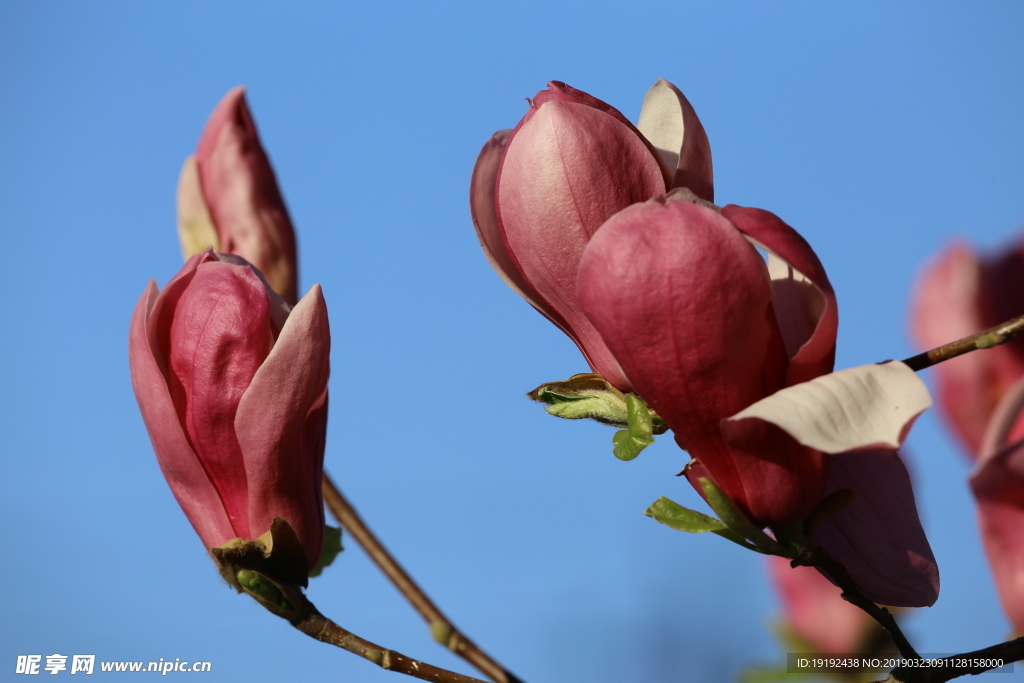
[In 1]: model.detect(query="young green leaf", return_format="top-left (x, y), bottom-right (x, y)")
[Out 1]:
top-left (644, 496), bottom-right (758, 551)
top-left (528, 373), bottom-right (629, 426)
top-left (308, 525), bottom-right (343, 578)
top-left (612, 393), bottom-right (657, 460)
top-left (644, 496), bottom-right (726, 533)
top-left (698, 478), bottom-right (789, 556)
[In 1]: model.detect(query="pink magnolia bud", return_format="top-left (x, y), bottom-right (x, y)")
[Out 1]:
top-left (178, 87), bottom-right (299, 305)
top-left (768, 555), bottom-right (876, 654)
top-left (578, 194), bottom-right (837, 525)
top-left (471, 80), bottom-right (712, 391)
top-left (129, 249), bottom-right (329, 567)
top-left (576, 195), bottom-right (939, 604)
top-left (970, 375), bottom-right (1024, 633)
top-left (910, 238), bottom-right (1024, 458)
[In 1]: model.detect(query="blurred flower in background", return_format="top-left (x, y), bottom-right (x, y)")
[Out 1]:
top-left (971, 374), bottom-right (1024, 634)
top-left (911, 236), bottom-right (1024, 458)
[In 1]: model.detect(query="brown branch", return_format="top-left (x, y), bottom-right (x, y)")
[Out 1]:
top-left (902, 313), bottom-right (1024, 371)
top-left (886, 637), bottom-right (1024, 683)
top-left (250, 579), bottom-right (489, 683)
top-left (322, 473), bottom-right (523, 683)
top-left (795, 548), bottom-right (919, 661)
top-left (797, 549), bottom-right (1024, 682)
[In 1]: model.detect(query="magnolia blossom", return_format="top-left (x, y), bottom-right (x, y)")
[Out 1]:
top-left (971, 375), bottom-right (1024, 633)
top-left (472, 80), bottom-right (937, 606)
top-left (129, 249), bottom-right (329, 567)
top-left (177, 87), bottom-right (299, 305)
top-left (579, 200), bottom-right (938, 604)
top-left (579, 196), bottom-right (838, 525)
top-left (471, 79), bottom-right (711, 390)
top-left (910, 238), bottom-right (1024, 457)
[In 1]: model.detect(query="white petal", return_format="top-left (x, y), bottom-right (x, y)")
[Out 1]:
top-left (725, 361), bottom-right (932, 454)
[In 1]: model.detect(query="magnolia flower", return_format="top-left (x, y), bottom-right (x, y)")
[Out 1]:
top-left (971, 374), bottom-right (1024, 633)
top-left (129, 248), bottom-right (329, 567)
top-left (910, 238), bottom-right (1024, 457)
top-left (472, 80), bottom-right (937, 606)
top-left (177, 87), bottom-right (299, 305)
top-left (579, 195), bottom-right (838, 525)
top-left (471, 79), bottom-right (711, 390)
top-left (577, 193), bottom-right (937, 605)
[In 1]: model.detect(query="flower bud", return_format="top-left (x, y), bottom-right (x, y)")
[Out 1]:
top-left (471, 79), bottom-right (713, 390)
top-left (129, 249), bottom-right (329, 567)
top-left (577, 195), bottom-right (836, 525)
top-left (177, 88), bottom-right (299, 305)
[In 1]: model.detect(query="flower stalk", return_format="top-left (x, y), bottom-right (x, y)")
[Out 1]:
top-left (902, 313), bottom-right (1024, 372)
top-left (321, 474), bottom-right (523, 683)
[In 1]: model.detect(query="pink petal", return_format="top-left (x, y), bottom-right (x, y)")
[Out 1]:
top-left (166, 261), bottom-right (275, 539)
top-left (470, 129), bottom-right (572, 333)
top-left (971, 438), bottom-right (1024, 633)
top-left (637, 78), bottom-right (714, 202)
top-left (768, 555), bottom-right (874, 654)
top-left (578, 196), bottom-right (793, 523)
top-left (979, 374), bottom-right (1024, 460)
top-left (911, 243), bottom-right (983, 352)
top-left (236, 284), bottom-right (330, 566)
top-left (195, 87), bottom-right (299, 305)
top-left (129, 279), bottom-right (235, 551)
top-left (725, 361), bottom-right (932, 455)
top-left (716, 417), bottom-right (827, 524)
top-left (971, 375), bottom-right (1024, 632)
top-left (532, 81), bottom-right (673, 185)
top-left (910, 242), bottom-right (1024, 458)
top-left (145, 250), bottom-right (218, 374)
top-left (496, 99), bottom-right (667, 390)
top-left (215, 251), bottom-right (292, 338)
top-left (722, 205), bottom-right (837, 386)
top-left (813, 451), bottom-right (939, 607)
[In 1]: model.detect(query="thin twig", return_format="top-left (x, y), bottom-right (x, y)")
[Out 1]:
top-left (887, 637), bottom-right (1024, 683)
top-left (902, 313), bottom-right (1024, 371)
top-left (322, 473), bottom-right (523, 683)
top-left (268, 582), bottom-right (487, 683)
top-left (799, 549), bottom-right (1024, 682)
top-left (796, 548), bottom-right (919, 661)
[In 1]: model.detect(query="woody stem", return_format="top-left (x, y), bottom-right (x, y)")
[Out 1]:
top-left (902, 313), bottom-right (1024, 371)
top-left (321, 473), bottom-right (523, 683)
top-left (796, 548), bottom-right (919, 661)
top-left (800, 549), bottom-right (1024, 681)
top-left (272, 583), bottom-right (488, 683)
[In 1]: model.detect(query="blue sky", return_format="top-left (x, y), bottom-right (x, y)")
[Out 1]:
top-left (2, 2), bottom-right (1023, 681)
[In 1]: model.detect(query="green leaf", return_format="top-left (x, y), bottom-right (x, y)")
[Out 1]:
top-left (612, 394), bottom-right (657, 461)
top-left (697, 478), bottom-right (788, 556)
top-left (546, 395), bottom-right (627, 423)
top-left (308, 526), bottom-right (343, 578)
top-left (237, 569), bottom-right (292, 610)
top-left (644, 496), bottom-right (761, 551)
top-left (528, 373), bottom-right (629, 427)
top-left (612, 429), bottom-right (652, 460)
top-left (644, 496), bottom-right (726, 533)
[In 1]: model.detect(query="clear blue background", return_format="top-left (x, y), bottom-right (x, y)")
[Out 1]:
top-left (2, 2), bottom-right (1022, 681)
